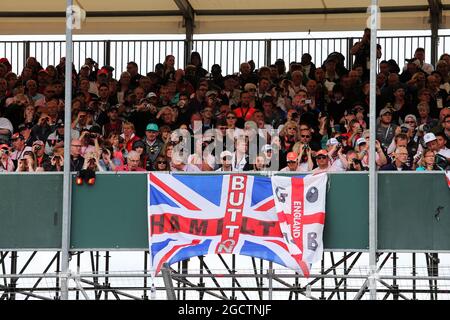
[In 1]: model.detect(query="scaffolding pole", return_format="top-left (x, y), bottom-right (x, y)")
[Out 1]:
top-left (61, 0), bottom-right (73, 301)
top-left (369, 0), bottom-right (379, 301)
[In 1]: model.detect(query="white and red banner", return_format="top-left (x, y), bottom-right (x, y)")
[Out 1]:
top-left (271, 173), bottom-right (327, 271)
top-left (148, 173), bottom-right (328, 275)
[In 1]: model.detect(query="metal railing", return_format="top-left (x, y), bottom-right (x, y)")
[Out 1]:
top-left (1, 35), bottom-right (448, 77)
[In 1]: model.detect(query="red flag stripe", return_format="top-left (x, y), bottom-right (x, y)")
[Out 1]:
top-left (254, 199), bottom-right (275, 211)
top-left (150, 173), bottom-right (201, 211)
top-left (303, 212), bottom-right (325, 225)
top-left (156, 239), bottom-right (201, 273)
top-left (150, 213), bottom-right (283, 238)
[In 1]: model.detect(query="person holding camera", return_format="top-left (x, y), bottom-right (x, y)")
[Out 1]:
top-left (326, 138), bottom-right (348, 172)
top-left (346, 149), bottom-right (367, 171)
top-left (82, 151), bottom-right (103, 172)
top-left (71, 109), bottom-right (92, 139)
top-left (32, 140), bottom-right (51, 171)
top-left (16, 151), bottom-right (36, 172)
top-left (9, 132), bottom-right (32, 167)
top-left (350, 28), bottom-right (382, 81)
top-left (0, 144), bottom-right (15, 172)
top-left (49, 149), bottom-right (64, 172)
top-left (45, 119), bottom-right (65, 155)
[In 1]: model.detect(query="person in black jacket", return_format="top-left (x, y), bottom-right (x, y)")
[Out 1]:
top-left (70, 138), bottom-right (84, 171)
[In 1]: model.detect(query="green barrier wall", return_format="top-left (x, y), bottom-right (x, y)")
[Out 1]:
top-left (378, 173), bottom-right (450, 250)
top-left (0, 174), bottom-right (62, 249)
top-left (1, 173), bottom-right (449, 251)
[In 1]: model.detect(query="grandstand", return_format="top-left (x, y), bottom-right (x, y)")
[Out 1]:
top-left (0, 0), bottom-right (450, 301)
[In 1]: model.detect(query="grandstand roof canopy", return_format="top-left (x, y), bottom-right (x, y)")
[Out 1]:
top-left (0, 0), bottom-right (449, 35)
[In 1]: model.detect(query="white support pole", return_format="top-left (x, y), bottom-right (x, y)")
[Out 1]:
top-left (369, 0), bottom-right (379, 300)
top-left (61, 0), bottom-right (74, 300)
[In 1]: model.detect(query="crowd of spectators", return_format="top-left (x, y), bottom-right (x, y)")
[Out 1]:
top-left (0, 29), bottom-right (449, 173)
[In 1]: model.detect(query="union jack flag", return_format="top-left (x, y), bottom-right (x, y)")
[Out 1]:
top-left (148, 173), bottom-right (327, 276)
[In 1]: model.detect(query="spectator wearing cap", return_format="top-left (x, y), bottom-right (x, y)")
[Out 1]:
top-left (18, 123), bottom-right (35, 147)
top-left (0, 144), bottom-right (15, 172)
top-left (0, 116), bottom-right (13, 144)
top-left (142, 123), bottom-right (163, 166)
top-left (312, 149), bottom-right (332, 173)
top-left (45, 120), bottom-right (65, 155)
top-left (376, 107), bottom-right (397, 149)
top-left (88, 67), bottom-right (109, 96)
top-left (400, 58), bottom-right (421, 83)
top-left (326, 138), bottom-right (348, 171)
top-left (280, 151), bottom-right (301, 172)
top-left (9, 132), bottom-right (32, 166)
top-left (259, 144), bottom-right (275, 169)
top-left (380, 146), bottom-right (411, 171)
top-left (78, 64), bottom-right (91, 81)
top-left (215, 150), bottom-right (233, 172)
top-left (356, 135), bottom-right (387, 168)
top-left (32, 140), bottom-right (51, 171)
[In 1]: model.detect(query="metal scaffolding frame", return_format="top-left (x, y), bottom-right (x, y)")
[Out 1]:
top-left (0, 250), bottom-right (448, 300)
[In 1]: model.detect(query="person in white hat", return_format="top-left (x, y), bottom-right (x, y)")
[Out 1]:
top-left (326, 137), bottom-right (347, 171)
top-left (216, 150), bottom-right (233, 172)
